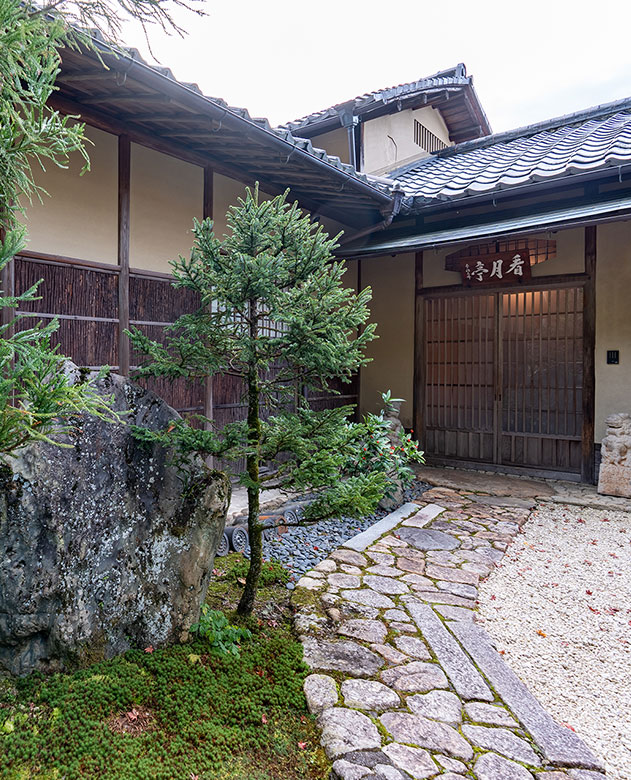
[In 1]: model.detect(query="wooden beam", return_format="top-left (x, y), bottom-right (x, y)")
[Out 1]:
top-left (412, 251), bottom-right (425, 446)
top-left (0, 225), bottom-right (14, 331)
top-left (582, 225), bottom-right (597, 483)
top-left (118, 134), bottom-right (131, 376)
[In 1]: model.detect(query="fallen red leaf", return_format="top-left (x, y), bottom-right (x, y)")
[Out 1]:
top-left (586, 590), bottom-right (593, 595)
top-left (562, 723), bottom-right (576, 732)
top-left (536, 629), bottom-right (547, 637)
top-left (144, 646), bottom-right (154, 654)
top-left (588, 605), bottom-right (601, 614)
top-left (261, 713), bottom-right (268, 724)
top-left (298, 741), bottom-right (307, 750)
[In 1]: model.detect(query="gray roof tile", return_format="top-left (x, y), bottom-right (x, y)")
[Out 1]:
top-left (394, 99), bottom-right (631, 208)
top-left (278, 64), bottom-right (475, 133)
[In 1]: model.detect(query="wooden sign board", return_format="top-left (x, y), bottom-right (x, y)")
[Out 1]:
top-left (460, 249), bottom-right (531, 287)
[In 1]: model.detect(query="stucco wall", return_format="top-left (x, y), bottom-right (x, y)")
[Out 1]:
top-left (359, 253), bottom-right (415, 427)
top-left (21, 125), bottom-right (118, 264)
top-left (129, 144), bottom-right (203, 273)
top-left (595, 220), bottom-right (631, 441)
top-left (362, 106), bottom-right (451, 176)
top-left (311, 128), bottom-right (349, 164)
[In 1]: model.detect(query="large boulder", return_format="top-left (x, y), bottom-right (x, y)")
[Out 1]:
top-left (0, 368), bottom-right (230, 676)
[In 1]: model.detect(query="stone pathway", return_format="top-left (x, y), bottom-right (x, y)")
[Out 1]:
top-left (291, 485), bottom-right (606, 780)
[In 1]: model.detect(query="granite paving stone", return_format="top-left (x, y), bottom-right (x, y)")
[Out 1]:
top-left (383, 609), bottom-right (411, 622)
top-left (392, 635), bottom-right (430, 659)
top-left (303, 673), bottom-right (339, 714)
top-left (363, 575), bottom-right (410, 595)
top-left (389, 621), bottom-right (418, 634)
top-left (365, 564), bottom-right (402, 577)
top-left (329, 573), bottom-right (362, 589)
top-left (370, 643), bottom-right (409, 665)
top-left (380, 661), bottom-right (448, 691)
top-left (380, 712), bottom-right (474, 760)
top-left (404, 600), bottom-right (493, 701)
top-left (473, 751), bottom-right (535, 779)
top-left (338, 619), bottom-right (388, 644)
top-left (319, 707), bottom-right (381, 758)
top-left (381, 743), bottom-right (438, 779)
top-left (436, 580), bottom-right (478, 599)
top-left (425, 563), bottom-right (479, 585)
top-left (332, 549), bottom-right (368, 567)
top-left (395, 557), bottom-right (427, 575)
top-left (435, 604), bottom-right (475, 621)
top-left (397, 527), bottom-right (460, 551)
top-left (407, 690), bottom-right (462, 724)
top-left (341, 679), bottom-right (401, 711)
top-left (464, 702), bottom-right (519, 728)
top-left (331, 758), bottom-right (372, 779)
top-left (436, 755), bottom-right (469, 773)
top-left (462, 724), bottom-right (541, 766)
top-left (301, 638), bottom-right (383, 677)
top-left (411, 591), bottom-right (477, 608)
top-left (341, 589), bottom-right (396, 609)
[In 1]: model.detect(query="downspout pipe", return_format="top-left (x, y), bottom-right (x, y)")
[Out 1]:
top-left (340, 184), bottom-right (405, 245)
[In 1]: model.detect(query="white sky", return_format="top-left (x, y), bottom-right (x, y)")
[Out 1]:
top-left (123, 0), bottom-right (631, 134)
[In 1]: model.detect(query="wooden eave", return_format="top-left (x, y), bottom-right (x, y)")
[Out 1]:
top-left (52, 47), bottom-right (393, 228)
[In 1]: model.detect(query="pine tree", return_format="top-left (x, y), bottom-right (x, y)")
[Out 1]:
top-left (128, 186), bottom-right (394, 615)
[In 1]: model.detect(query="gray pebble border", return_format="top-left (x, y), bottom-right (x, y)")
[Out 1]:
top-left (291, 484), bottom-right (606, 780)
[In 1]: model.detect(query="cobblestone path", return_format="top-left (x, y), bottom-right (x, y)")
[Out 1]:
top-left (291, 486), bottom-right (606, 780)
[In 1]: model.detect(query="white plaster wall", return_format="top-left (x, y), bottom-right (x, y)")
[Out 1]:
top-left (21, 125), bottom-right (118, 264)
top-left (359, 253), bottom-right (415, 427)
top-left (362, 106), bottom-right (451, 176)
top-left (129, 144), bottom-right (203, 273)
top-left (595, 220), bottom-right (631, 441)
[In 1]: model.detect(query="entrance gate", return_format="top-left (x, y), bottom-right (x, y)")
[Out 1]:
top-left (423, 286), bottom-right (584, 476)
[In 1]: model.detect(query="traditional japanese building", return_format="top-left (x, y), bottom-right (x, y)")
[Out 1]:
top-left (14, 38), bottom-right (631, 483)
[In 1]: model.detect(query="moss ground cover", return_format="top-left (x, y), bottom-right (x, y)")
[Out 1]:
top-left (0, 554), bottom-right (329, 780)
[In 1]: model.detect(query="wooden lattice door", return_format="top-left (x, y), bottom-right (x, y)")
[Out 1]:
top-left (423, 286), bottom-right (584, 476)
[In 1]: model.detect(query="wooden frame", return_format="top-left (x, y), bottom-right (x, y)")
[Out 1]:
top-left (582, 225), bottom-right (597, 483)
top-left (412, 251), bottom-right (424, 443)
top-left (117, 134), bottom-right (131, 376)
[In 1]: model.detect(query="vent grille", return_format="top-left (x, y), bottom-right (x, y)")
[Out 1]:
top-left (414, 120), bottom-right (448, 153)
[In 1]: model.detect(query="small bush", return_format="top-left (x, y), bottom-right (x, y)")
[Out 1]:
top-left (190, 606), bottom-right (252, 657)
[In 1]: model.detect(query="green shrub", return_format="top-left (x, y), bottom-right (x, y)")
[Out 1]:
top-left (190, 606), bottom-right (252, 657)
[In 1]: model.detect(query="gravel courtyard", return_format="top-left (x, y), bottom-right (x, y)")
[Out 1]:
top-left (477, 502), bottom-right (631, 779)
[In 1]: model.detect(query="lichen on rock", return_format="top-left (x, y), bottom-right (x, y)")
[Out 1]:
top-left (0, 368), bottom-right (230, 676)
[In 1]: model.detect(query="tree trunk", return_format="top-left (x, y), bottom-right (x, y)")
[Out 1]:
top-left (237, 304), bottom-right (261, 616)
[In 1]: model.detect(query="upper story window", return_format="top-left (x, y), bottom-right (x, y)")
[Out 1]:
top-left (413, 120), bottom-right (448, 153)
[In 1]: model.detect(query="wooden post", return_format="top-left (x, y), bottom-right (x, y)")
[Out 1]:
top-left (203, 167), bottom-right (215, 465)
top-left (0, 225), bottom-right (14, 331)
top-left (117, 135), bottom-right (131, 376)
top-left (355, 257), bottom-right (363, 422)
top-left (412, 251), bottom-right (425, 443)
top-left (582, 225), bottom-right (597, 484)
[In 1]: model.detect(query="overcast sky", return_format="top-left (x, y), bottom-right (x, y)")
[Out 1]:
top-left (123, 0), bottom-right (631, 134)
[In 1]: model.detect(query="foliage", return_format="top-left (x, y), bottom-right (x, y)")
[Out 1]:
top-left (228, 558), bottom-right (290, 587)
top-left (0, 0), bottom-right (199, 455)
top-left (0, 232), bottom-right (119, 455)
top-left (128, 186), bottom-right (384, 615)
top-left (0, 625), bottom-right (328, 780)
top-left (190, 606), bottom-right (252, 657)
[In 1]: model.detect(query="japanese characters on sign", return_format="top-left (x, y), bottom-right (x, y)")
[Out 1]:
top-left (459, 250), bottom-right (531, 286)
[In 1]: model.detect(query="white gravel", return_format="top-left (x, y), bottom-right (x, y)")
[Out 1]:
top-left (477, 502), bottom-right (631, 779)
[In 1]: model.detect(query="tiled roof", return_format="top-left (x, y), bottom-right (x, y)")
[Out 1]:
top-left (393, 98), bottom-right (631, 208)
top-left (72, 33), bottom-right (395, 201)
top-left (278, 64), bottom-right (484, 135)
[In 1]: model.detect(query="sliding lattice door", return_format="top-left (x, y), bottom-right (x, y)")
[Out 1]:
top-left (423, 286), bottom-right (584, 475)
